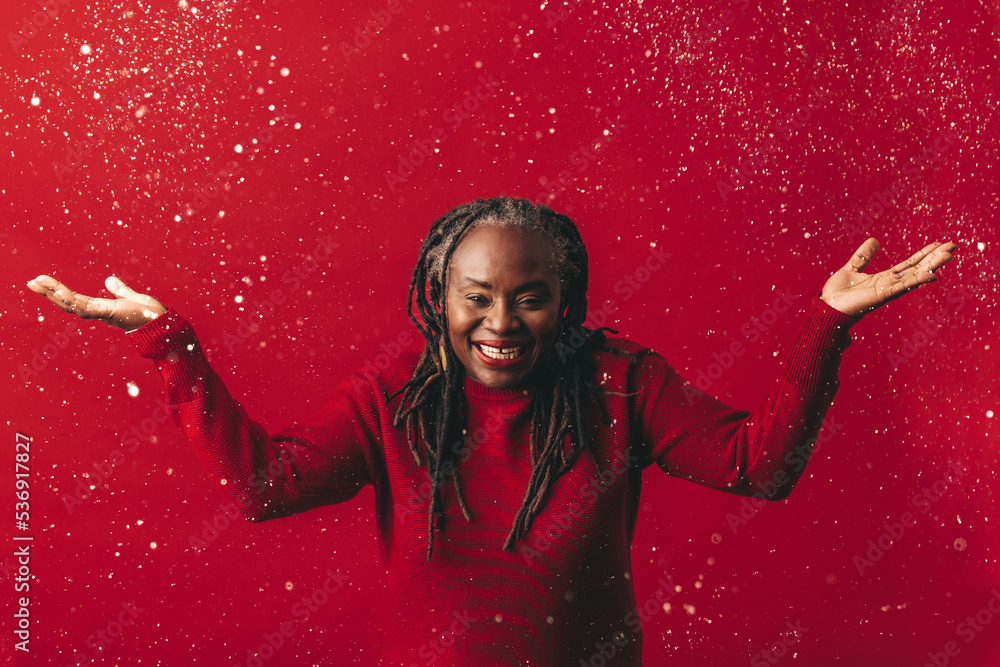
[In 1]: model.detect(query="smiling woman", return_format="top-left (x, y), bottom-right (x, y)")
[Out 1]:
top-left (445, 225), bottom-right (562, 388)
top-left (25, 195), bottom-right (956, 666)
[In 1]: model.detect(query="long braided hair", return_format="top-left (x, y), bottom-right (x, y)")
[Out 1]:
top-left (385, 197), bottom-right (636, 560)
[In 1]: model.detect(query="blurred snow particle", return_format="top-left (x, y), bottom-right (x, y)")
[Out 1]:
top-left (127, 382), bottom-right (140, 397)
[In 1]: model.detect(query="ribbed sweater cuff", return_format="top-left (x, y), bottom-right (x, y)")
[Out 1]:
top-left (124, 308), bottom-right (216, 403)
top-left (782, 297), bottom-right (861, 393)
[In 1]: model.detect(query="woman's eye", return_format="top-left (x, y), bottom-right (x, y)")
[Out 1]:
top-left (466, 295), bottom-right (488, 305)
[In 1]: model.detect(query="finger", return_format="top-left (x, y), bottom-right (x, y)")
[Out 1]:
top-left (924, 242), bottom-right (958, 275)
top-left (26, 274), bottom-right (64, 297)
top-left (843, 238), bottom-right (880, 273)
top-left (887, 242), bottom-right (943, 275)
top-left (26, 275), bottom-right (115, 321)
top-left (878, 260), bottom-right (940, 302)
top-left (79, 296), bottom-right (121, 320)
top-left (105, 276), bottom-right (160, 307)
top-left (106, 276), bottom-right (141, 300)
top-left (26, 275), bottom-right (85, 314)
top-left (898, 242), bottom-right (958, 285)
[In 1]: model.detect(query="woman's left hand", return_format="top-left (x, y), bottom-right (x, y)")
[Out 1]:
top-left (820, 237), bottom-right (958, 318)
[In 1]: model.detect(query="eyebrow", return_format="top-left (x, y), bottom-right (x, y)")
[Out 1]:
top-left (458, 278), bottom-right (552, 292)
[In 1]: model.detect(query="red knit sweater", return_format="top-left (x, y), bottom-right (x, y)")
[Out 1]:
top-left (126, 296), bottom-right (858, 666)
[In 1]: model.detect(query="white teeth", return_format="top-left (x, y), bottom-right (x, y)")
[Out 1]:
top-left (477, 344), bottom-right (524, 360)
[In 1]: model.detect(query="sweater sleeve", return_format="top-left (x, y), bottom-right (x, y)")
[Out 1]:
top-left (631, 297), bottom-right (860, 500)
top-left (125, 308), bottom-right (381, 522)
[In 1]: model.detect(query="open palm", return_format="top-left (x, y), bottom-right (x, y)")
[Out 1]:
top-left (820, 238), bottom-right (957, 318)
top-left (26, 275), bottom-right (167, 332)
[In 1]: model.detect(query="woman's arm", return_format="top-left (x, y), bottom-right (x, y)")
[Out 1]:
top-left (633, 237), bottom-right (957, 499)
top-left (633, 296), bottom-right (855, 499)
top-left (125, 308), bottom-right (378, 521)
top-left (26, 275), bottom-right (379, 522)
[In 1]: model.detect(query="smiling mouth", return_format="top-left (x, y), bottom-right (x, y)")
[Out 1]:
top-left (474, 342), bottom-right (529, 362)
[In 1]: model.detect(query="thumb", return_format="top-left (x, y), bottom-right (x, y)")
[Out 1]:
top-left (843, 238), bottom-right (880, 273)
top-left (105, 275), bottom-right (142, 300)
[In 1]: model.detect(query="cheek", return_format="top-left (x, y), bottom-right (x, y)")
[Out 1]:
top-left (533, 311), bottom-right (561, 343)
top-left (445, 308), bottom-right (473, 343)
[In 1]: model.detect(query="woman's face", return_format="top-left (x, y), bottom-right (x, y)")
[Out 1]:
top-left (444, 224), bottom-right (563, 391)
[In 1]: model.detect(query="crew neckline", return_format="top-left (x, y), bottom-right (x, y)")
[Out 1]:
top-left (462, 375), bottom-right (536, 401)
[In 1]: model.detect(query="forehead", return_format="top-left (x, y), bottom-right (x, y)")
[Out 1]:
top-left (447, 224), bottom-right (558, 283)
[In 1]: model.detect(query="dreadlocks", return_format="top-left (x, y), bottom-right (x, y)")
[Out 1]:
top-left (385, 197), bottom-right (636, 561)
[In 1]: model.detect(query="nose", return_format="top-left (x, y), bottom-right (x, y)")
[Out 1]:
top-left (483, 299), bottom-right (520, 334)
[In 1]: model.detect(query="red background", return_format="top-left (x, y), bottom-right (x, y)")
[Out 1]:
top-left (2, 0), bottom-right (998, 665)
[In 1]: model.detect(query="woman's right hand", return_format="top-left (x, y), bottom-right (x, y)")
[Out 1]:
top-left (26, 275), bottom-right (168, 332)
